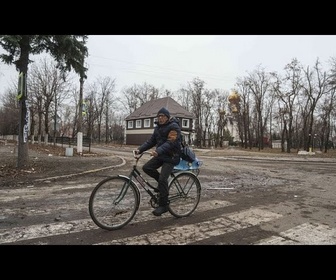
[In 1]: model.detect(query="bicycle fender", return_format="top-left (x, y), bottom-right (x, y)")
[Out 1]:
top-left (117, 174), bottom-right (131, 180)
top-left (117, 175), bottom-right (141, 202)
top-left (117, 174), bottom-right (139, 189)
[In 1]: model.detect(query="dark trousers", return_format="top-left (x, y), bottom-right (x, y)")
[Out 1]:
top-left (142, 156), bottom-right (175, 205)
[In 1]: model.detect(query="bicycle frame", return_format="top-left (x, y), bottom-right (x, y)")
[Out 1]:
top-left (118, 151), bottom-right (161, 206)
top-left (130, 164), bottom-right (159, 201)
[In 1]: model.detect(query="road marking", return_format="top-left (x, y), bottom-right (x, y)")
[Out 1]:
top-left (255, 222), bottom-right (336, 245)
top-left (0, 200), bottom-right (232, 244)
top-left (0, 218), bottom-right (98, 244)
top-left (96, 208), bottom-right (282, 245)
top-left (0, 183), bottom-right (95, 203)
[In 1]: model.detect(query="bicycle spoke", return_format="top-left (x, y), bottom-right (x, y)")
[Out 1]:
top-left (89, 176), bottom-right (139, 230)
top-left (168, 172), bottom-right (201, 218)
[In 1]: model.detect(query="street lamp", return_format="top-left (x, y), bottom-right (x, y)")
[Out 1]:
top-left (309, 133), bottom-right (317, 152)
top-left (313, 133), bottom-right (317, 152)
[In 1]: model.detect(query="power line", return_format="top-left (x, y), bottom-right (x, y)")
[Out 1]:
top-left (87, 54), bottom-right (235, 83)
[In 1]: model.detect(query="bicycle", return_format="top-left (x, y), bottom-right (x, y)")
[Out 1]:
top-left (89, 150), bottom-right (202, 230)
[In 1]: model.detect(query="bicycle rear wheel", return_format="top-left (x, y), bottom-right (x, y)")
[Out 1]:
top-left (168, 171), bottom-right (201, 218)
top-left (89, 176), bottom-right (140, 230)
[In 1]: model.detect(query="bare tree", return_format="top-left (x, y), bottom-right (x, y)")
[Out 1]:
top-left (301, 58), bottom-right (329, 151)
top-left (236, 78), bottom-right (253, 149)
top-left (175, 87), bottom-right (192, 111)
top-left (318, 89), bottom-right (335, 152)
top-left (201, 89), bottom-right (217, 147)
top-left (271, 58), bottom-right (302, 152)
top-left (245, 65), bottom-right (272, 150)
top-left (88, 76), bottom-right (116, 143)
top-left (135, 82), bottom-right (161, 104)
top-left (119, 82), bottom-right (163, 115)
top-left (28, 58), bottom-right (72, 145)
top-left (187, 77), bottom-right (205, 147)
top-left (0, 88), bottom-right (19, 135)
top-left (214, 89), bottom-right (229, 148)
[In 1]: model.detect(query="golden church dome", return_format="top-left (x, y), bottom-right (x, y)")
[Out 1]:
top-left (228, 90), bottom-right (240, 103)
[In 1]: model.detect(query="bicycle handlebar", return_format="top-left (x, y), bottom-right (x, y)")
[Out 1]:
top-left (132, 150), bottom-right (152, 159)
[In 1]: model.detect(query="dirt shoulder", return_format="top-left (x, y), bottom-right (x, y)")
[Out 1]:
top-left (0, 142), bottom-right (121, 188)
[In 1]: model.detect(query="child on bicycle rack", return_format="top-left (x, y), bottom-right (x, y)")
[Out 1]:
top-left (135, 107), bottom-right (182, 216)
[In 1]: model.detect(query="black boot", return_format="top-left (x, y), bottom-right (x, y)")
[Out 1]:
top-left (152, 196), bottom-right (169, 216)
top-left (152, 205), bottom-right (169, 216)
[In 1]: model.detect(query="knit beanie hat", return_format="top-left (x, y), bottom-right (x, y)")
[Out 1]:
top-left (157, 107), bottom-right (170, 118)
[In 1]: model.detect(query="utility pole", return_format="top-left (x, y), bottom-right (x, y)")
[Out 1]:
top-left (76, 38), bottom-right (87, 155)
top-left (77, 75), bottom-right (84, 155)
top-left (54, 92), bottom-right (57, 146)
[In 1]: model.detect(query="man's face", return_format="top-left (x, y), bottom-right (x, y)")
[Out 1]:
top-left (157, 114), bottom-right (168, 125)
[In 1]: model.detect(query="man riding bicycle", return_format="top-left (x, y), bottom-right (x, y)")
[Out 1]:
top-left (136, 107), bottom-right (182, 216)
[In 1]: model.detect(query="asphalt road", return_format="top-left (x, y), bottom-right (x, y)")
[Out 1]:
top-left (1, 146), bottom-right (336, 245)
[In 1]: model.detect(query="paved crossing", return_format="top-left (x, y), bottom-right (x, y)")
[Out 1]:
top-left (1, 180), bottom-right (335, 245)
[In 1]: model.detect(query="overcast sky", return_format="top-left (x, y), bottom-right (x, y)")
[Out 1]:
top-left (1, 35), bottom-right (336, 97)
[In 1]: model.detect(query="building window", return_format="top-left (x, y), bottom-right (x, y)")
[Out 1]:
top-left (154, 118), bottom-right (158, 127)
top-left (144, 119), bottom-right (150, 128)
top-left (136, 120), bottom-right (141, 128)
top-left (182, 119), bottom-right (189, 128)
top-left (128, 121), bottom-right (133, 129)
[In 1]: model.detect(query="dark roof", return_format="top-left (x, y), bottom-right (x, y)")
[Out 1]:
top-left (125, 97), bottom-right (194, 120)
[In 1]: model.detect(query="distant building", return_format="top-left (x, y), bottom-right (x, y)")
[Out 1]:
top-left (125, 97), bottom-right (194, 145)
top-left (272, 140), bottom-right (287, 149)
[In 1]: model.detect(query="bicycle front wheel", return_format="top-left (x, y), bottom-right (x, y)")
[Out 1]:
top-left (89, 176), bottom-right (140, 230)
top-left (168, 172), bottom-right (201, 218)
